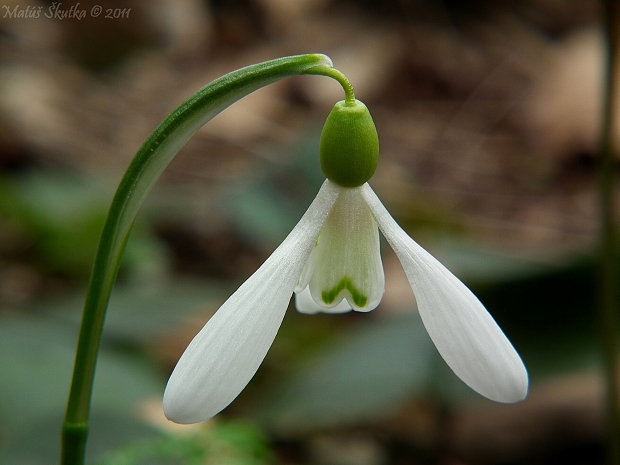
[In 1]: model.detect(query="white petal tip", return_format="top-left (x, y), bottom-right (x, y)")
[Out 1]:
top-left (465, 354), bottom-right (529, 404)
top-left (162, 385), bottom-right (218, 424)
top-left (162, 407), bottom-right (202, 425)
top-left (491, 367), bottom-right (529, 404)
top-left (162, 409), bottom-right (212, 425)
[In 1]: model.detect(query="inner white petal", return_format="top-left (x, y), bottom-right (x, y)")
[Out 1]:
top-left (301, 187), bottom-right (384, 312)
top-left (361, 183), bottom-right (528, 403)
top-left (295, 286), bottom-right (352, 314)
top-left (163, 180), bottom-right (340, 424)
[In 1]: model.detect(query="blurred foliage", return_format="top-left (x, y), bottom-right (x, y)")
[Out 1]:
top-left (222, 133), bottom-right (325, 248)
top-left (43, 279), bottom-right (227, 345)
top-left (0, 275), bottom-right (230, 464)
top-left (96, 422), bottom-right (272, 465)
top-left (254, 313), bottom-right (440, 433)
top-left (0, 311), bottom-right (162, 464)
top-left (0, 171), bottom-right (165, 282)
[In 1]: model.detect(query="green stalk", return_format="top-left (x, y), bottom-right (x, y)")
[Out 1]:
top-left (599, 2), bottom-right (620, 464)
top-left (60, 54), bottom-right (350, 465)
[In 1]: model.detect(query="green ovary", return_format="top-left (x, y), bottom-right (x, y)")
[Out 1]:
top-left (321, 276), bottom-right (368, 308)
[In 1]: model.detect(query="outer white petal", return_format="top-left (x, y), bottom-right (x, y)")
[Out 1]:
top-left (361, 184), bottom-right (528, 403)
top-left (163, 180), bottom-right (340, 423)
top-left (294, 285), bottom-right (352, 314)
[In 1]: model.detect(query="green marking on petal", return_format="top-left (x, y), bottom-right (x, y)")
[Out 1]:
top-left (321, 276), bottom-right (368, 308)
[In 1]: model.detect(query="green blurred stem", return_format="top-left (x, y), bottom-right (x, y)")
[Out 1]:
top-left (60, 54), bottom-right (352, 465)
top-left (600, 2), bottom-right (620, 464)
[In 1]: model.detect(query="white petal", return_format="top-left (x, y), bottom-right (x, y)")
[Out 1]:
top-left (295, 285), bottom-right (352, 314)
top-left (303, 187), bottom-right (384, 312)
top-left (163, 180), bottom-right (340, 423)
top-left (361, 184), bottom-right (528, 403)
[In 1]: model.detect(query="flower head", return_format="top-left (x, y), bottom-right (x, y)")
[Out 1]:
top-left (163, 100), bottom-right (528, 424)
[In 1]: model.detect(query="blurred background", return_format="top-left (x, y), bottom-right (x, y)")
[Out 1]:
top-left (0, 0), bottom-right (617, 464)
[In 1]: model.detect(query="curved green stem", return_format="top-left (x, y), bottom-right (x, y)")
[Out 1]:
top-left (305, 65), bottom-right (356, 104)
top-left (60, 54), bottom-right (353, 465)
top-left (599, 2), bottom-right (620, 464)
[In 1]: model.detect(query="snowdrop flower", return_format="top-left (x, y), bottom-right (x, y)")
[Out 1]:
top-left (163, 99), bottom-right (528, 424)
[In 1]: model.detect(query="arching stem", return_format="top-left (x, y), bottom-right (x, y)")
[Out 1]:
top-left (599, 2), bottom-right (620, 464)
top-left (60, 54), bottom-right (355, 465)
